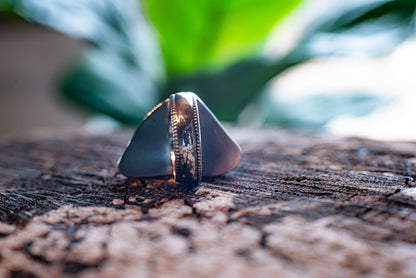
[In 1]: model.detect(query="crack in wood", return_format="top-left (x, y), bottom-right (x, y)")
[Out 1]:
top-left (0, 129), bottom-right (416, 277)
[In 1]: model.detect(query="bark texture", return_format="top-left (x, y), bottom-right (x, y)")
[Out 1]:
top-left (1, 128), bottom-right (416, 277)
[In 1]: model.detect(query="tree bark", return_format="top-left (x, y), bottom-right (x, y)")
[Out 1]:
top-left (0, 128), bottom-right (416, 277)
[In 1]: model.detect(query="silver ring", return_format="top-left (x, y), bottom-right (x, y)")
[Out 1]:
top-left (118, 92), bottom-right (242, 185)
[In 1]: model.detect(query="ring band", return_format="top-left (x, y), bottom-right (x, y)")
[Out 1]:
top-left (169, 93), bottom-right (202, 184)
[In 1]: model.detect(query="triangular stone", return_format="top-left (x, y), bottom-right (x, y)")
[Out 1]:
top-left (197, 97), bottom-right (242, 176)
top-left (118, 101), bottom-right (172, 177)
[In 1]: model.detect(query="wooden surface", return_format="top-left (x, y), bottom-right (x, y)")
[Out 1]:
top-left (1, 128), bottom-right (416, 277)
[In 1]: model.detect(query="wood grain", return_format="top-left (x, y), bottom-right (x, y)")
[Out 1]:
top-left (1, 128), bottom-right (416, 277)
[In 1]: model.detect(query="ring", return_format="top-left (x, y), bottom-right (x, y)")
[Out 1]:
top-left (118, 92), bottom-right (242, 185)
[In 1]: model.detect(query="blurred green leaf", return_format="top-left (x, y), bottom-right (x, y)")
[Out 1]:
top-left (252, 0), bottom-right (416, 127)
top-left (142, 0), bottom-right (302, 75)
top-left (61, 49), bottom-right (159, 124)
top-left (9, 0), bottom-right (164, 124)
top-left (288, 0), bottom-right (416, 60)
top-left (163, 57), bottom-right (298, 121)
top-left (166, 0), bottom-right (416, 122)
top-left (0, 0), bottom-right (11, 11)
top-left (245, 92), bottom-right (393, 129)
top-left (0, 0), bottom-right (23, 20)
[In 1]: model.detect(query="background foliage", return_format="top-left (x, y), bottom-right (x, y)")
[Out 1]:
top-left (142, 0), bottom-right (302, 75)
top-left (1, 0), bottom-right (416, 126)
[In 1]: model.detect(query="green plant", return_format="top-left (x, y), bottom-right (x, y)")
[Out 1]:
top-left (2, 0), bottom-right (415, 125)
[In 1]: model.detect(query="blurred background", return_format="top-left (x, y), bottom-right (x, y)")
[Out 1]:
top-left (1, 0), bottom-right (415, 140)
